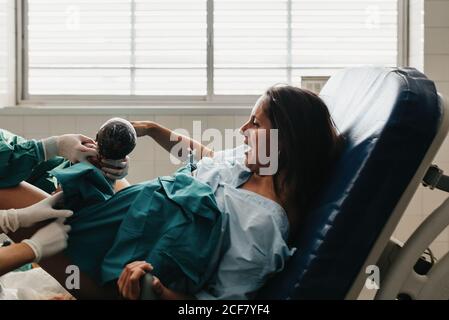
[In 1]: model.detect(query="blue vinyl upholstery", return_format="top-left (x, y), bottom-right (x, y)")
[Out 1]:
top-left (257, 67), bottom-right (443, 299)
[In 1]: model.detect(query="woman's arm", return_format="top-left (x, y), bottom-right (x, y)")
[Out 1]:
top-left (0, 242), bottom-right (35, 276)
top-left (131, 121), bottom-right (214, 161)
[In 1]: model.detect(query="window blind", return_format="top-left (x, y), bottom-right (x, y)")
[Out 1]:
top-left (214, 0), bottom-right (398, 94)
top-left (27, 0), bottom-right (207, 95)
top-left (26, 0), bottom-right (398, 97)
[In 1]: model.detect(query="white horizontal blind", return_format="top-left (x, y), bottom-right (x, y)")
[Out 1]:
top-left (214, 0), bottom-right (398, 94)
top-left (27, 0), bottom-right (207, 96)
top-left (26, 0), bottom-right (398, 98)
top-left (291, 0), bottom-right (398, 82)
top-left (214, 0), bottom-right (290, 95)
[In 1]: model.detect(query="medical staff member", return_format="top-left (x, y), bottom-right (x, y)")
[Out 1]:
top-left (0, 130), bottom-right (126, 277)
top-left (0, 129), bottom-right (130, 189)
top-left (0, 131), bottom-right (96, 277)
top-left (0, 193), bottom-right (72, 276)
top-left (0, 130), bottom-right (99, 189)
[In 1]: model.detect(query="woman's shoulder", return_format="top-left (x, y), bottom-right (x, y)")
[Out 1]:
top-left (223, 186), bottom-right (290, 241)
top-left (194, 146), bottom-right (250, 189)
top-left (211, 145), bottom-right (247, 163)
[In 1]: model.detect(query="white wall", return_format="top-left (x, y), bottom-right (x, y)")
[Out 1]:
top-left (409, 0), bottom-right (424, 70)
top-left (0, 0), bottom-right (15, 107)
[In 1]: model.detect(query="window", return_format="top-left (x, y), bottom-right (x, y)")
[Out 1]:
top-left (20, 0), bottom-right (403, 104)
top-left (25, 0), bottom-right (207, 97)
top-left (0, 0), bottom-right (8, 97)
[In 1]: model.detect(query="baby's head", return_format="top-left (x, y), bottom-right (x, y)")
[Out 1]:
top-left (96, 118), bottom-right (137, 160)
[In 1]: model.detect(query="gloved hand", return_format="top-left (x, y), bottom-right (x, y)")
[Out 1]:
top-left (101, 156), bottom-right (130, 180)
top-left (16, 192), bottom-right (73, 228)
top-left (22, 220), bottom-right (71, 262)
top-left (0, 193), bottom-right (73, 234)
top-left (41, 134), bottom-right (98, 163)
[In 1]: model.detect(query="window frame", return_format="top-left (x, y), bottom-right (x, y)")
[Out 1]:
top-left (16, 0), bottom-right (410, 107)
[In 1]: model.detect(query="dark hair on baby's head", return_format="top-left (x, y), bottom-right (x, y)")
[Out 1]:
top-left (96, 118), bottom-right (137, 160)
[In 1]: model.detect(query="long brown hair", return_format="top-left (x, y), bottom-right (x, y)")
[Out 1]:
top-left (263, 85), bottom-right (341, 224)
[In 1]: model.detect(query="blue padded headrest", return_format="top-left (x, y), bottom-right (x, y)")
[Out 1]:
top-left (258, 67), bottom-right (442, 299)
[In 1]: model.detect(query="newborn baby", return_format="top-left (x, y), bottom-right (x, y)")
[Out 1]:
top-left (27, 118), bottom-right (136, 194)
top-left (87, 118), bottom-right (137, 183)
top-left (51, 117), bottom-right (138, 209)
top-left (96, 118), bottom-right (137, 161)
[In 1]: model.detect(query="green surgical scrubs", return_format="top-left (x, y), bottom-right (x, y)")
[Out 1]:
top-left (0, 129), bottom-right (67, 193)
top-left (51, 163), bottom-right (224, 294)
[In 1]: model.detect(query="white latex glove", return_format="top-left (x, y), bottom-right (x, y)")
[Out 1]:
top-left (41, 134), bottom-right (98, 163)
top-left (101, 156), bottom-right (130, 180)
top-left (22, 220), bottom-right (71, 262)
top-left (0, 193), bottom-right (73, 234)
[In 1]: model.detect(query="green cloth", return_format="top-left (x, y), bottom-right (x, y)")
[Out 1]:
top-left (52, 162), bottom-right (114, 211)
top-left (0, 129), bottom-right (45, 188)
top-left (51, 163), bottom-right (223, 294)
top-left (14, 263), bottom-right (33, 272)
top-left (0, 128), bottom-right (68, 193)
top-left (27, 157), bottom-right (70, 194)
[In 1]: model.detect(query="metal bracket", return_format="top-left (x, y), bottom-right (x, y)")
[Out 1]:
top-left (422, 164), bottom-right (448, 192)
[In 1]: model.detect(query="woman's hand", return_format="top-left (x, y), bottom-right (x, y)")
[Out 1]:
top-left (131, 121), bottom-right (155, 137)
top-left (100, 156), bottom-right (130, 180)
top-left (117, 261), bottom-right (193, 300)
top-left (117, 261), bottom-right (153, 300)
top-left (130, 120), bottom-right (213, 161)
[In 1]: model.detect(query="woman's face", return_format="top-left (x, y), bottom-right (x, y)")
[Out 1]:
top-left (239, 96), bottom-right (278, 175)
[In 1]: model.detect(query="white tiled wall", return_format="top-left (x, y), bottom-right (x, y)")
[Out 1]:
top-left (392, 0), bottom-right (449, 259)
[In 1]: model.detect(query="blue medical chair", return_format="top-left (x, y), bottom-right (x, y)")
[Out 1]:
top-left (140, 67), bottom-right (449, 300)
top-left (257, 66), bottom-right (449, 300)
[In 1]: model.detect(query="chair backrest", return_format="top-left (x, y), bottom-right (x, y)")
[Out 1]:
top-left (257, 67), bottom-right (444, 299)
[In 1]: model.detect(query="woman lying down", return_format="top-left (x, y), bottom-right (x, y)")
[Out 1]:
top-left (9, 85), bottom-right (342, 300)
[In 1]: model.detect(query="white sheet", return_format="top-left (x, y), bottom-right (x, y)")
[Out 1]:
top-left (0, 267), bottom-right (72, 300)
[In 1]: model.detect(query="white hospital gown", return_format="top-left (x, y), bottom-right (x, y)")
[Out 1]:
top-left (192, 146), bottom-right (296, 300)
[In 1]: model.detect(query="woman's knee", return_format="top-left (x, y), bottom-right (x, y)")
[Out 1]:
top-left (0, 181), bottom-right (50, 210)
